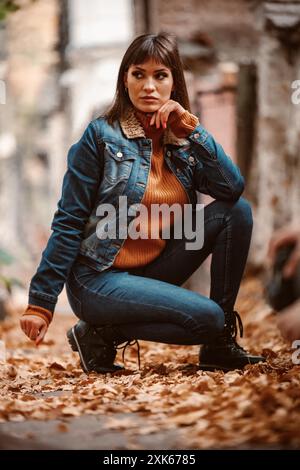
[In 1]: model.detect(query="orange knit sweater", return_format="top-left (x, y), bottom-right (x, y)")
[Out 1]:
top-left (113, 109), bottom-right (198, 269)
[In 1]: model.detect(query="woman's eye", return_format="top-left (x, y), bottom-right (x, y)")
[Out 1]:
top-left (132, 71), bottom-right (143, 79)
top-left (131, 71), bottom-right (168, 80)
top-left (156, 73), bottom-right (168, 80)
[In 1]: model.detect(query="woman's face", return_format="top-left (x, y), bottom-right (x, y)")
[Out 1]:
top-left (124, 58), bottom-right (174, 113)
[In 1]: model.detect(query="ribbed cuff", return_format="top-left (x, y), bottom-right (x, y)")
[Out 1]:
top-left (28, 294), bottom-right (56, 314)
top-left (169, 110), bottom-right (199, 138)
top-left (22, 304), bottom-right (53, 326)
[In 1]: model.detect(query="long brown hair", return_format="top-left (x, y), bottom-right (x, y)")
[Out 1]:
top-left (104, 33), bottom-right (191, 125)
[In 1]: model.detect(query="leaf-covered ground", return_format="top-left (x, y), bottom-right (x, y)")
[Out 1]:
top-left (0, 278), bottom-right (300, 449)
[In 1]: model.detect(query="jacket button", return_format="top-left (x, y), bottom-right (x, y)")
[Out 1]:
top-left (116, 151), bottom-right (123, 158)
top-left (176, 168), bottom-right (181, 174)
top-left (193, 133), bottom-right (200, 139)
top-left (166, 151), bottom-right (171, 157)
top-left (188, 156), bottom-right (195, 164)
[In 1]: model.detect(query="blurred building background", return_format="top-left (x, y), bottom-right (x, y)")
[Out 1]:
top-left (0, 0), bottom-right (300, 312)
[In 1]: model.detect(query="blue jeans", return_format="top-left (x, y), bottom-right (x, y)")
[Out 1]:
top-left (65, 197), bottom-right (253, 345)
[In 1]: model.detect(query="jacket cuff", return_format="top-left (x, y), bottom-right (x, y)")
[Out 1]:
top-left (168, 110), bottom-right (199, 138)
top-left (28, 294), bottom-right (56, 314)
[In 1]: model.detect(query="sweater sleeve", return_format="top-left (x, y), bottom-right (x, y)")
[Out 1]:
top-left (21, 304), bottom-right (53, 326)
top-left (168, 110), bottom-right (199, 138)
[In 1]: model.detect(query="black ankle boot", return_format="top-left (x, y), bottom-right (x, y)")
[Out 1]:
top-left (67, 321), bottom-right (127, 374)
top-left (199, 311), bottom-right (266, 372)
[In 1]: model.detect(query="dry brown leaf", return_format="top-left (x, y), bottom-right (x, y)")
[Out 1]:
top-left (49, 362), bottom-right (66, 371)
top-left (57, 422), bottom-right (69, 433)
top-left (61, 406), bottom-right (81, 417)
top-left (104, 416), bottom-right (137, 430)
top-left (170, 411), bottom-right (210, 427)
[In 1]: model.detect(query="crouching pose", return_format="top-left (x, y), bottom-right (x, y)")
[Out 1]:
top-left (20, 33), bottom-right (265, 373)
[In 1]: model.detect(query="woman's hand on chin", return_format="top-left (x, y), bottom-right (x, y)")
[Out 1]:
top-left (149, 100), bottom-right (185, 129)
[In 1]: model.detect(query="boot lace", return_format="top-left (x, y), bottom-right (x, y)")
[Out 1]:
top-left (224, 311), bottom-right (249, 353)
top-left (225, 310), bottom-right (244, 339)
top-left (94, 325), bottom-right (141, 370)
top-left (116, 340), bottom-right (141, 369)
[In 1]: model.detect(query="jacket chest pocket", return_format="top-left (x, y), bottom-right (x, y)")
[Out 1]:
top-left (103, 143), bottom-right (137, 185)
top-left (173, 153), bottom-right (198, 185)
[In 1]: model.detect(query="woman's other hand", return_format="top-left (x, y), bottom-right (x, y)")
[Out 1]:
top-left (20, 313), bottom-right (49, 346)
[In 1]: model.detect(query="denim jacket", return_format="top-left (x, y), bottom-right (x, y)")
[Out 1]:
top-left (28, 107), bottom-right (245, 312)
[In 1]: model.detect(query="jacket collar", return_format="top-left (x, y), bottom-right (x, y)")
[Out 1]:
top-left (120, 106), bottom-right (189, 146)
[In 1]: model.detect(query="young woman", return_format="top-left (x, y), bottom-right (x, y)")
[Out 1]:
top-left (20, 33), bottom-right (265, 373)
